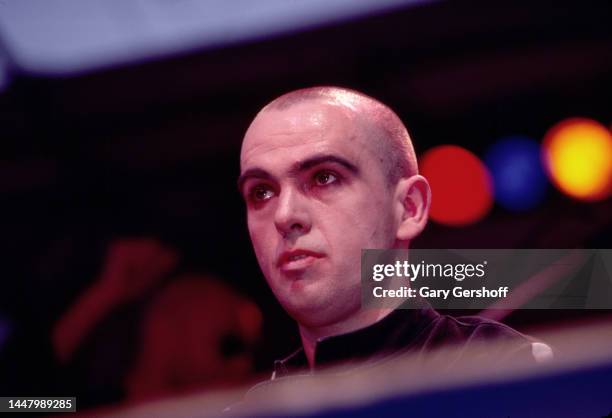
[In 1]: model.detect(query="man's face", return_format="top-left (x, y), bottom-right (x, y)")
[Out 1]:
top-left (239, 101), bottom-right (399, 327)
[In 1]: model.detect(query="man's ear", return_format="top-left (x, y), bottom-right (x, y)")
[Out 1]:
top-left (395, 175), bottom-right (431, 241)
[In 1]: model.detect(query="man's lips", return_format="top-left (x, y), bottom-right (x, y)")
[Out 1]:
top-left (277, 249), bottom-right (325, 271)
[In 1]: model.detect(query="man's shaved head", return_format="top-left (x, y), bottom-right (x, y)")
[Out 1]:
top-left (258, 86), bottom-right (418, 185)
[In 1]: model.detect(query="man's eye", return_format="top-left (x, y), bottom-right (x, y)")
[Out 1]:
top-left (249, 185), bottom-right (274, 202)
top-left (313, 171), bottom-right (338, 186)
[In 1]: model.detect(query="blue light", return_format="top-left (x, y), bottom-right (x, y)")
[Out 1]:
top-left (484, 137), bottom-right (548, 211)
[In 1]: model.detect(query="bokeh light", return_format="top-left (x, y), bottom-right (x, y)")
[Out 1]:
top-left (484, 137), bottom-right (548, 211)
top-left (420, 145), bottom-right (493, 226)
top-left (542, 118), bottom-right (612, 201)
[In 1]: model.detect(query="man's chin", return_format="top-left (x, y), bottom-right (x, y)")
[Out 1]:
top-left (278, 287), bottom-right (327, 316)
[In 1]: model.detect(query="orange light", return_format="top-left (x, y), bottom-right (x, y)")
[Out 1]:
top-left (542, 118), bottom-right (612, 201)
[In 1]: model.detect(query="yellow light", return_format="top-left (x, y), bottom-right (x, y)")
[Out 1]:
top-left (543, 118), bottom-right (612, 201)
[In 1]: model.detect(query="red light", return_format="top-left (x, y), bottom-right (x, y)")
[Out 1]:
top-left (420, 145), bottom-right (493, 226)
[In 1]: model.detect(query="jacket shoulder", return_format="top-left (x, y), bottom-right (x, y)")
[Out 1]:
top-left (427, 314), bottom-right (553, 364)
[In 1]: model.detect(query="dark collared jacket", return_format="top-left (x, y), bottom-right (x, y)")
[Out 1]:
top-left (272, 306), bottom-right (551, 379)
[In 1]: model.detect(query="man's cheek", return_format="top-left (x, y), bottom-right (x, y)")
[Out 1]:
top-left (254, 240), bottom-right (272, 264)
top-left (248, 220), bottom-right (268, 246)
top-left (249, 233), bottom-right (271, 270)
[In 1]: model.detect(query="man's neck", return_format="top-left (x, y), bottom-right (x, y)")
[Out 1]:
top-left (298, 307), bottom-right (396, 369)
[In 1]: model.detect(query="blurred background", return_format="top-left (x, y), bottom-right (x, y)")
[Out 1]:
top-left (0, 0), bottom-right (610, 412)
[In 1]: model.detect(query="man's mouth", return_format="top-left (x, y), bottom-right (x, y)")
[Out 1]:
top-left (278, 249), bottom-right (324, 272)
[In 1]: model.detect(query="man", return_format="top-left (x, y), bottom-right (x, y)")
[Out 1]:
top-left (238, 86), bottom-right (551, 381)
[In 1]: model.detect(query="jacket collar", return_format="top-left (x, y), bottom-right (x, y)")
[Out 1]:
top-left (273, 302), bottom-right (439, 378)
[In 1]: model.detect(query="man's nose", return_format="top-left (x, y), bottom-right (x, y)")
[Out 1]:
top-left (274, 188), bottom-right (311, 238)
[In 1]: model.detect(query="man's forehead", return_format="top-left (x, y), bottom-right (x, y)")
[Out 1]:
top-left (240, 101), bottom-right (362, 169)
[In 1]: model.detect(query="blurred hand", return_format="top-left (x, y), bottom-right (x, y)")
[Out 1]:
top-left (98, 238), bottom-right (180, 303)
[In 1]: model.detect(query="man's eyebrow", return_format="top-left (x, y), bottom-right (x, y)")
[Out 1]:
top-left (237, 154), bottom-right (359, 193)
top-left (294, 154), bottom-right (359, 175)
top-left (237, 168), bottom-right (273, 193)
